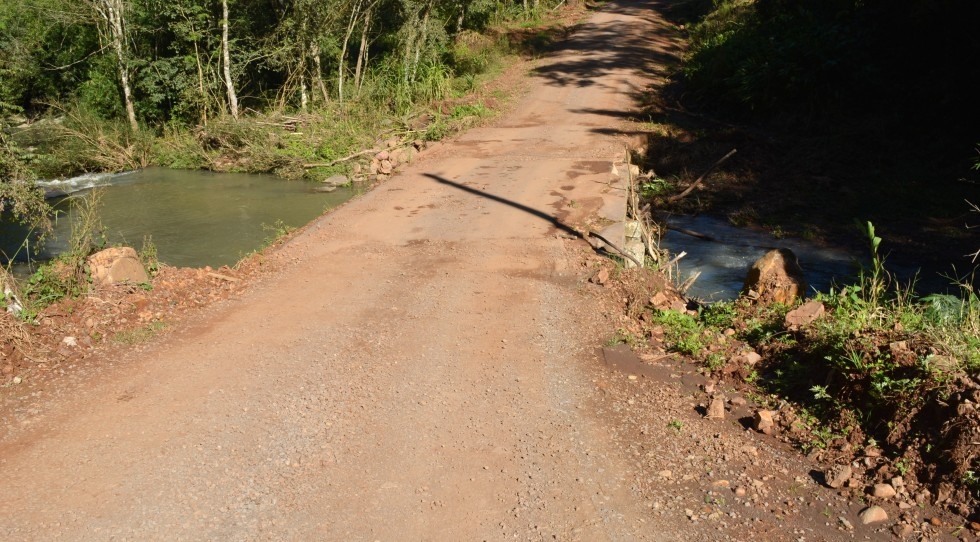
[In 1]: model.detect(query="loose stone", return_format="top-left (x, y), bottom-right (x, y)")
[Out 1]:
top-left (858, 505), bottom-right (888, 524)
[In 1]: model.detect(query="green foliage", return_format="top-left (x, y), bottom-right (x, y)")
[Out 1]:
top-left (262, 219), bottom-right (294, 245)
top-left (139, 235), bottom-right (160, 276)
top-left (26, 104), bottom-right (154, 176)
top-left (15, 189), bottom-right (107, 320)
top-left (655, 309), bottom-right (707, 356)
top-left (1, 126), bottom-right (52, 238)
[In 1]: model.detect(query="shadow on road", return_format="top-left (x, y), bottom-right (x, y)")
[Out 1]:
top-left (531, 0), bottom-right (684, 102)
top-left (423, 173), bottom-right (584, 239)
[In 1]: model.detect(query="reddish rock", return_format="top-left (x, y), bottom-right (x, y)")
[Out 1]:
top-left (753, 410), bottom-right (776, 435)
top-left (784, 299), bottom-right (825, 330)
top-left (742, 248), bottom-right (807, 305)
top-left (87, 247), bottom-right (148, 287)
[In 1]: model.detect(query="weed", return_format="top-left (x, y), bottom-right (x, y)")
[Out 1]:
top-left (262, 219), bottom-right (294, 246)
top-left (139, 235), bottom-right (160, 276)
top-left (112, 321), bottom-right (167, 345)
top-left (605, 328), bottom-right (643, 348)
top-left (965, 470), bottom-right (980, 498)
top-left (668, 419), bottom-right (683, 432)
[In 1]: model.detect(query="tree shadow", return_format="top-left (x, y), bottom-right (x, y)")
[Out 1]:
top-left (422, 173), bottom-right (583, 239)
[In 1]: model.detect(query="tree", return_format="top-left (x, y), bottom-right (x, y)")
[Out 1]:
top-left (89, 0), bottom-right (139, 130)
top-left (221, 0), bottom-right (240, 118)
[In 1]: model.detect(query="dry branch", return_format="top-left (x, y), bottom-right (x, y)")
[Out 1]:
top-left (304, 148), bottom-right (381, 169)
top-left (667, 148), bottom-right (737, 203)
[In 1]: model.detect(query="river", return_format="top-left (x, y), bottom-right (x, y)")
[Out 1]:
top-left (1, 168), bottom-right (355, 270)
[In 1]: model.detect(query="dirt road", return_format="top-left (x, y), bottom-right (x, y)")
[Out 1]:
top-left (0, 2), bottom-right (694, 540)
top-left (0, 0), bottom-right (920, 539)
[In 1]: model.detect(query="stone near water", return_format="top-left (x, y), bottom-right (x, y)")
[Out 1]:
top-left (87, 247), bottom-right (148, 287)
top-left (742, 248), bottom-right (807, 305)
top-left (322, 174), bottom-right (349, 187)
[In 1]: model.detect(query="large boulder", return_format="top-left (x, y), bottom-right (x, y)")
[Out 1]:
top-left (742, 248), bottom-right (807, 305)
top-left (87, 247), bottom-right (148, 287)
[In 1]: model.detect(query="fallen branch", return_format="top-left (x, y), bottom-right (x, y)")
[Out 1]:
top-left (665, 251), bottom-right (687, 268)
top-left (588, 231), bottom-right (644, 268)
top-left (666, 224), bottom-right (717, 242)
top-left (667, 148), bottom-right (737, 203)
top-left (304, 147), bottom-right (381, 169)
top-left (208, 271), bottom-right (239, 282)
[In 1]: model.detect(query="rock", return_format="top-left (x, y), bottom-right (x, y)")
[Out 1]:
top-left (891, 476), bottom-right (904, 489)
top-left (413, 139), bottom-right (425, 150)
top-left (12, 376), bottom-right (22, 384)
top-left (872, 483), bottom-right (897, 498)
top-left (838, 516), bottom-right (854, 530)
top-left (892, 523), bottom-right (913, 537)
top-left (753, 410), bottom-right (775, 434)
top-left (386, 138), bottom-right (399, 148)
top-left (2, 275), bottom-right (23, 314)
top-left (734, 487), bottom-right (746, 497)
top-left (858, 505), bottom-right (888, 524)
top-left (707, 396), bottom-right (726, 419)
top-left (62, 336), bottom-right (78, 347)
top-left (375, 150), bottom-right (390, 161)
top-left (591, 268), bottom-right (610, 286)
top-left (389, 148), bottom-right (403, 166)
top-left (87, 247), bottom-right (148, 287)
top-left (729, 396), bottom-right (746, 407)
top-left (915, 488), bottom-right (931, 506)
top-left (322, 174), bottom-right (349, 187)
top-left (784, 299), bottom-right (825, 329)
top-left (650, 290), bottom-right (686, 312)
top-left (379, 159), bottom-right (393, 174)
top-left (743, 351), bottom-right (762, 366)
top-left (824, 464), bottom-right (852, 489)
top-left (741, 248), bottom-right (807, 305)
top-left (369, 158), bottom-right (380, 174)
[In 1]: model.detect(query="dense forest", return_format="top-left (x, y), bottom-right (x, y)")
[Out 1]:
top-left (643, 0), bottom-right (980, 272)
top-left (0, 0), bottom-right (548, 125)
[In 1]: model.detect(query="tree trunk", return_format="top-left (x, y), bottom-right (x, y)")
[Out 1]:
top-left (221, 0), bottom-right (239, 119)
top-left (94, 0), bottom-right (138, 130)
top-left (311, 43), bottom-right (329, 104)
top-left (354, 7), bottom-right (372, 93)
top-left (337, 0), bottom-right (362, 104)
top-left (455, 2), bottom-right (465, 34)
top-left (408, 0), bottom-right (432, 83)
top-left (193, 41), bottom-right (207, 125)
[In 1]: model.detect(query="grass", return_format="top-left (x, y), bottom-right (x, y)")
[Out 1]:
top-left (647, 221), bottom-right (980, 507)
top-left (112, 321), bottom-right (168, 345)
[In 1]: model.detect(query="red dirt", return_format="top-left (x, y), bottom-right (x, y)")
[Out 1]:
top-left (0, 1), bottom-right (970, 540)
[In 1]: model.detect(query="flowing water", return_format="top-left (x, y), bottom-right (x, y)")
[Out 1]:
top-left (661, 215), bottom-right (860, 302)
top-left (2, 168), bottom-right (355, 270)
